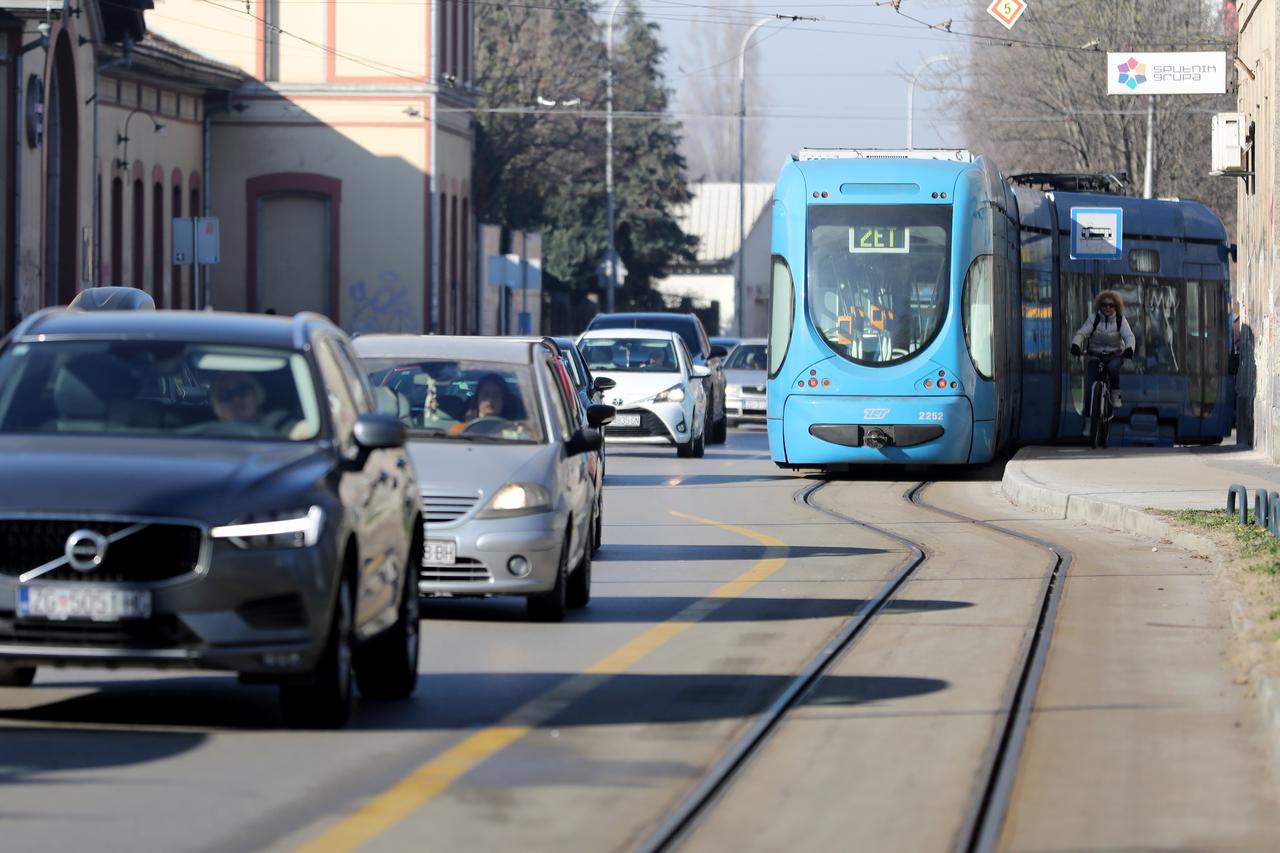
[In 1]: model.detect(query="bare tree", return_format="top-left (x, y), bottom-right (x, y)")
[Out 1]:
top-left (945, 0), bottom-right (1234, 228)
top-left (677, 12), bottom-right (762, 182)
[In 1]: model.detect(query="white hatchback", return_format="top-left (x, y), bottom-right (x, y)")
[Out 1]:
top-left (578, 328), bottom-right (709, 458)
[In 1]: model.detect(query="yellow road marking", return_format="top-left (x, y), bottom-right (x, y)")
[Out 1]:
top-left (292, 510), bottom-right (788, 853)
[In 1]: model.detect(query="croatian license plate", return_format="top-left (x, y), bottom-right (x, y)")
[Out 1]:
top-left (18, 587), bottom-right (152, 622)
top-left (743, 399), bottom-right (767, 410)
top-left (613, 414), bottom-right (641, 428)
top-left (422, 539), bottom-right (457, 566)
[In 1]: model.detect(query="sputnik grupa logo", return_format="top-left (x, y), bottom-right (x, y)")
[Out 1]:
top-left (1117, 56), bottom-right (1148, 90)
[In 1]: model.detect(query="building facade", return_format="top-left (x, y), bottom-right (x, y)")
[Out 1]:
top-left (0, 0), bottom-right (478, 333)
top-left (1234, 0), bottom-right (1279, 458)
top-left (148, 0), bottom-right (477, 334)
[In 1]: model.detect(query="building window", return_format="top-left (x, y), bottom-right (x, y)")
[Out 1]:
top-left (132, 179), bottom-right (145, 289)
top-left (437, 193), bottom-right (449, 332)
top-left (171, 184), bottom-right (183, 308)
top-left (450, 194), bottom-right (459, 332)
top-left (152, 182), bottom-right (165, 307)
top-left (461, 197), bottom-right (470, 333)
top-left (110, 177), bottom-right (123, 285)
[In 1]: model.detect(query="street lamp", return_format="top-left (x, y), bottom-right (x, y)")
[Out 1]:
top-left (115, 107), bottom-right (166, 169)
top-left (604, 0), bottom-right (625, 314)
top-left (906, 54), bottom-right (955, 149)
top-left (737, 17), bottom-right (772, 337)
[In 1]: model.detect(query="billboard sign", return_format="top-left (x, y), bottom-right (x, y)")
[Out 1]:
top-left (1107, 52), bottom-right (1226, 95)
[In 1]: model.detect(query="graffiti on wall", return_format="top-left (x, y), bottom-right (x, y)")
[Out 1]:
top-left (349, 271), bottom-right (412, 335)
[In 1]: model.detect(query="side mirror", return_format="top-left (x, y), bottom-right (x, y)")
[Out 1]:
top-left (586, 403), bottom-right (616, 428)
top-left (566, 427), bottom-right (604, 456)
top-left (691, 364), bottom-right (711, 379)
top-left (709, 345), bottom-right (729, 359)
top-left (592, 375), bottom-right (616, 394)
top-left (354, 412), bottom-right (406, 451)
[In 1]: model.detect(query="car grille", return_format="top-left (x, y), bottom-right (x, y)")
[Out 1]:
top-left (0, 518), bottom-right (204, 584)
top-left (420, 558), bottom-right (492, 584)
top-left (604, 409), bottom-right (671, 439)
top-left (742, 384), bottom-right (766, 395)
top-left (421, 491), bottom-right (482, 525)
top-left (0, 612), bottom-right (200, 649)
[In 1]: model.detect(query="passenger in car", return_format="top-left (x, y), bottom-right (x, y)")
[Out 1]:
top-left (211, 372), bottom-right (265, 423)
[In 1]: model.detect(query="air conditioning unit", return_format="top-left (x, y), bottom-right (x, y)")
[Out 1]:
top-left (1211, 112), bottom-right (1248, 174)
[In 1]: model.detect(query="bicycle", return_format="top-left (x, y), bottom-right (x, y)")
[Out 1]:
top-left (1077, 349), bottom-right (1123, 449)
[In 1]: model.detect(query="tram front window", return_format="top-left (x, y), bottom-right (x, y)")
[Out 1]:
top-left (807, 204), bottom-right (951, 365)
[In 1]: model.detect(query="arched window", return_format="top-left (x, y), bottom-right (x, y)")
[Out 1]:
top-left (131, 178), bottom-right (144, 289)
top-left (152, 181), bottom-right (165, 306)
top-left (110, 177), bottom-right (123, 285)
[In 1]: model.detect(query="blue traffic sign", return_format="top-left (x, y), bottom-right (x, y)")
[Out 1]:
top-left (1070, 207), bottom-right (1123, 260)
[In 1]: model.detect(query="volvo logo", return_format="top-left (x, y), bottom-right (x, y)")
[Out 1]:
top-left (65, 529), bottom-right (109, 572)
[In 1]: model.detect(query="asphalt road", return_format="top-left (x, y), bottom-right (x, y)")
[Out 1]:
top-left (2, 429), bottom-right (1276, 852)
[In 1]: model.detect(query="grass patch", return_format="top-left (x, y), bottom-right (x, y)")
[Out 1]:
top-left (1163, 509), bottom-right (1280, 575)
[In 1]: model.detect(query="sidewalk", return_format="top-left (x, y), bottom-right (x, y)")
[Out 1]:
top-left (1001, 441), bottom-right (1280, 747)
top-left (1001, 443), bottom-right (1280, 549)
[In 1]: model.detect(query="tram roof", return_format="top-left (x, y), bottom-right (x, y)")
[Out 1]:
top-left (1013, 186), bottom-right (1226, 243)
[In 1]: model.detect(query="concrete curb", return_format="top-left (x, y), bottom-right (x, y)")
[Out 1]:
top-left (1001, 457), bottom-right (1280, 756)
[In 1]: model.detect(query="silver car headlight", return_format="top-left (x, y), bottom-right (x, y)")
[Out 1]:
top-left (210, 506), bottom-right (324, 549)
top-left (479, 483), bottom-right (552, 518)
top-left (653, 384), bottom-right (686, 403)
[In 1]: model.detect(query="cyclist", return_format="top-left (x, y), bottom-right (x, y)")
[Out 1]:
top-left (1069, 290), bottom-right (1135, 408)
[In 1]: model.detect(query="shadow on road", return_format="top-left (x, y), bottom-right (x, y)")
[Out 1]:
top-left (419, 594), bottom-right (972, 624)
top-left (594, 543), bottom-right (888, 562)
top-left (604, 473), bottom-right (795, 487)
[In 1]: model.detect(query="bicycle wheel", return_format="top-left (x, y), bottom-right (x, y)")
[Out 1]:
top-left (1088, 382), bottom-right (1106, 449)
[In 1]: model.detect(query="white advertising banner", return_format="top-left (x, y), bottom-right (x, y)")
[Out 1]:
top-left (1107, 51), bottom-right (1227, 95)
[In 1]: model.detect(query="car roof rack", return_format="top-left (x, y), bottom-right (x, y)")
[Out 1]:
top-left (794, 148), bottom-right (974, 162)
top-left (1009, 172), bottom-right (1130, 194)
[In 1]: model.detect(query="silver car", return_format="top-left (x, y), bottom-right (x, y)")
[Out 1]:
top-left (353, 335), bottom-right (609, 622)
top-left (724, 338), bottom-right (768, 427)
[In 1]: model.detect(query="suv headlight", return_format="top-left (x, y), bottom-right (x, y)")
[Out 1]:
top-left (211, 506), bottom-right (325, 549)
top-left (653, 384), bottom-right (685, 403)
top-left (478, 483), bottom-right (552, 518)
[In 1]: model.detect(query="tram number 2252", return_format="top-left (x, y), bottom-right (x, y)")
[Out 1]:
top-left (918, 411), bottom-right (944, 422)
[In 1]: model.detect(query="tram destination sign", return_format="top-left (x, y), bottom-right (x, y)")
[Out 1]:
top-left (1070, 207), bottom-right (1123, 261)
top-left (849, 225), bottom-right (909, 254)
top-left (1107, 51), bottom-right (1226, 95)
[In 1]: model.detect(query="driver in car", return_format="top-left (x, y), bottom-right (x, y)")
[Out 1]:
top-left (450, 373), bottom-right (530, 437)
top-left (211, 372), bottom-right (265, 423)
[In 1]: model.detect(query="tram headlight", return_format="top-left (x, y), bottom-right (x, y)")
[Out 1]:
top-left (654, 384), bottom-right (685, 403)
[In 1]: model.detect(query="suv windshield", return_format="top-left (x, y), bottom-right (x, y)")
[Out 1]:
top-left (581, 338), bottom-right (679, 373)
top-left (361, 358), bottom-right (546, 443)
top-left (725, 344), bottom-right (766, 370)
top-left (807, 204), bottom-right (951, 365)
top-left (589, 315), bottom-right (703, 358)
top-left (0, 341), bottom-right (322, 440)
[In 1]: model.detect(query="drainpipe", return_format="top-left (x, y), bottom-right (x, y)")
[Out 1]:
top-left (428, 0), bottom-right (438, 333)
top-left (93, 35), bottom-right (133, 288)
top-left (12, 26), bottom-right (48, 325)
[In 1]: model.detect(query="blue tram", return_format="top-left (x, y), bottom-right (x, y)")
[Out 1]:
top-left (1013, 179), bottom-right (1234, 446)
top-left (766, 153), bottom-right (1235, 468)
top-left (767, 149), bottom-right (1022, 467)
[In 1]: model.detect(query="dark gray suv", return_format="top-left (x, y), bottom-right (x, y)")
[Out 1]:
top-left (0, 309), bottom-right (421, 728)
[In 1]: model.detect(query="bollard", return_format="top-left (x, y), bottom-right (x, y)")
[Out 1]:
top-left (1256, 489), bottom-right (1270, 529)
top-left (1270, 492), bottom-right (1280, 537)
top-left (1228, 485), bottom-right (1249, 525)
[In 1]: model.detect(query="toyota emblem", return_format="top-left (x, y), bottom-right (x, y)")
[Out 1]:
top-left (65, 529), bottom-right (109, 572)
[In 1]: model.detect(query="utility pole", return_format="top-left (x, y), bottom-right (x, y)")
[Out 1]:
top-left (1143, 95), bottom-right (1156, 198)
top-left (737, 17), bottom-right (771, 337)
top-left (605, 0), bottom-right (624, 314)
top-left (907, 55), bottom-right (956, 149)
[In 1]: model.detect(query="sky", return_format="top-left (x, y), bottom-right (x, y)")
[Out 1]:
top-left (647, 0), bottom-right (978, 182)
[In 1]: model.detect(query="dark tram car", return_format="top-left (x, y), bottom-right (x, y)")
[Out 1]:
top-left (1013, 176), bottom-right (1235, 447)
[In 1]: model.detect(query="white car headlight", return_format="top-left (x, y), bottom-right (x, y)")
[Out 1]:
top-left (479, 482), bottom-right (552, 517)
top-left (726, 383), bottom-right (742, 397)
top-left (211, 506), bottom-right (324, 549)
top-left (653, 384), bottom-right (685, 403)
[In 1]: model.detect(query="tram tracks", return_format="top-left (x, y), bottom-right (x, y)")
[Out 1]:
top-left (637, 475), bottom-right (1072, 853)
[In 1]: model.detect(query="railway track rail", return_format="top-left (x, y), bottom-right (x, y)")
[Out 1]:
top-left (637, 475), bottom-right (1072, 853)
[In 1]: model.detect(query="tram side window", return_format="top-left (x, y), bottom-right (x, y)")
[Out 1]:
top-left (1021, 268), bottom-right (1053, 372)
top-left (768, 255), bottom-right (794, 378)
top-left (1140, 277), bottom-right (1184, 374)
top-left (963, 255), bottom-right (994, 379)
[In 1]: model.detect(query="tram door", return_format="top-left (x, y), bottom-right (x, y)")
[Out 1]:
top-left (1058, 262), bottom-right (1098, 439)
top-left (1184, 268), bottom-right (1227, 436)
